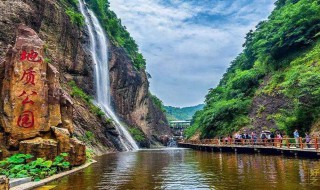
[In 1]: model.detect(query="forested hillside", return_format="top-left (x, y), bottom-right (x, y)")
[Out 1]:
top-left (186, 0), bottom-right (320, 139)
top-left (165, 104), bottom-right (204, 121)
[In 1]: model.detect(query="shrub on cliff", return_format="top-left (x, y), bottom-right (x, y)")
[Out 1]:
top-left (66, 8), bottom-right (85, 27)
top-left (78, 131), bottom-right (95, 144)
top-left (60, 0), bottom-right (85, 27)
top-left (150, 93), bottom-right (166, 113)
top-left (128, 127), bottom-right (145, 142)
top-left (69, 81), bottom-right (105, 117)
top-left (62, 0), bottom-right (79, 8)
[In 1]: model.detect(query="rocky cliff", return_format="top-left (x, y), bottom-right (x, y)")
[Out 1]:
top-left (109, 44), bottom-right (171, 147)
top-left (0, 24), bottom-right (86, 166)
top-left (0, 0), bottom-right (171, 156)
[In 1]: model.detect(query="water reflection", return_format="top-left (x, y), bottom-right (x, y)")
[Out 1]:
top-left (46, 148), bottom-right (320, 190)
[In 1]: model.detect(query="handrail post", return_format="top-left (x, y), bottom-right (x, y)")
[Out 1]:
top-left (287, 138), bottom-right (290, 149)
top-left (299, 137), bottom-right (303, 149)
top-left (279, 139), bottom-right (281, 148)
top-left (316, 138), bottom-right (318, 151)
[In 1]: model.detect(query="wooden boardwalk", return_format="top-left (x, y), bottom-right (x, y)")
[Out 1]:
top-left (178, 138), bottom-right (320, 158)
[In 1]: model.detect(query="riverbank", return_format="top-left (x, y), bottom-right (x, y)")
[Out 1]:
top-left (11, 160), bottom-right (97, 190)
top-left (178, 142), bottom-right (320, 158)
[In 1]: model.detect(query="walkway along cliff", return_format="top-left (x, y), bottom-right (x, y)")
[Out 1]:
top-left (0, 0), bottom-right (172, 158)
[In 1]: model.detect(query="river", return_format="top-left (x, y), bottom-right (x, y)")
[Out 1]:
top-left (39, 148), bottom-right (320, 189)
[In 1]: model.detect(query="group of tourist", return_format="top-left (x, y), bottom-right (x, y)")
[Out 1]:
top-left (221, 129), bottom-right (315, 148)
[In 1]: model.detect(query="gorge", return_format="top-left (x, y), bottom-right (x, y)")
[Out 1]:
top-left (0, 0), bottom-right (320, 189)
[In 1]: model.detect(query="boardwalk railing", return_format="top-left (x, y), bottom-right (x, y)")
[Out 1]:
top-left (180, 137), bottom-right (320, 151)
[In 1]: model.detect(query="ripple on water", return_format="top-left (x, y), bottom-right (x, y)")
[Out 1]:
top-left (45, 149), bottom-right (320, 190)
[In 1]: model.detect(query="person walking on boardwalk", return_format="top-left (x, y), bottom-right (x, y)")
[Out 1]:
top-left (251, 131), bottom-right (257, 144)
top-left (305, 132), bottom-right (311, 148)
top-left (294, 129), bottom-right (299, 148)
top-left (276, 132), bottom-right (282, 147)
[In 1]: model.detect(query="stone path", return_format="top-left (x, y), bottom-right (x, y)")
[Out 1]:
top-left (11, 160), bottom-right (96, 190)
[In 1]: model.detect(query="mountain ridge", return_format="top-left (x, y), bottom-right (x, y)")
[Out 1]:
top-left (165, 104), bottom-right (204, 121)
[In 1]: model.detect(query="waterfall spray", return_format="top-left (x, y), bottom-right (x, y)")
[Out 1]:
top-left (78, 0), bottom-right (139, 151)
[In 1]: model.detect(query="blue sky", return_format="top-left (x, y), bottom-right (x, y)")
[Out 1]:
top-left (108, 0), bottom-right (276, 107)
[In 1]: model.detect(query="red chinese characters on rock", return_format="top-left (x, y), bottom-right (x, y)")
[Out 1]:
top-left (17, 50), bottom-right (41, 129)
top-left (20, 67), bottom-right (36, 85)
top-left (20, 50), bottom-right (42, 62)
top-left (18, 91), bottom-right (37, 105)
top-left (17, 111), bottom-right (34, 128)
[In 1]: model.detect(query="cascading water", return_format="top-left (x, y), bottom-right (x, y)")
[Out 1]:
top-left (78, 0), bottom-right (139, 151)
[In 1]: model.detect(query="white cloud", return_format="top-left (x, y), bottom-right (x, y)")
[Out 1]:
top-left (108, 0), bottom-right (275, 107)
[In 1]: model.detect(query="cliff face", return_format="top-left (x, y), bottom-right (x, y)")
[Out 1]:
top-left (0, 0), bottom-right (122, 155)
top-left (0, 0), bottom-right (171, 155)
top-left (247, 76), bottom-right (291, 133)
top-left (109, 43), bottom-right (171, 147)
top-left (0, 24), bottom-right (86, 166)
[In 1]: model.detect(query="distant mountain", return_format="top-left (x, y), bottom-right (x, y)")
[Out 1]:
top-left (164, 104), bottom-right (204, 121)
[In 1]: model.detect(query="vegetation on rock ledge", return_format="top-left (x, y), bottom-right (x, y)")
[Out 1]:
top-left (0, 153), bottom-right (70, 181)
top-left (150, 93), bottom-right (166, 113)
top-left (61, 0), bottom-right (85, 27)
top-left (69, 81), bottom-right (105, 117)
top-left (128, 127), bottom-right (146, 142)
top-left (78, 131), bottom-right (95, 144)
top-left (66, 8), bottom-right (85, 27)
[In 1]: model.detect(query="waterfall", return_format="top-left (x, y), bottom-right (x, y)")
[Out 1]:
top-left (78, 0), bottom-right (139, 151)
